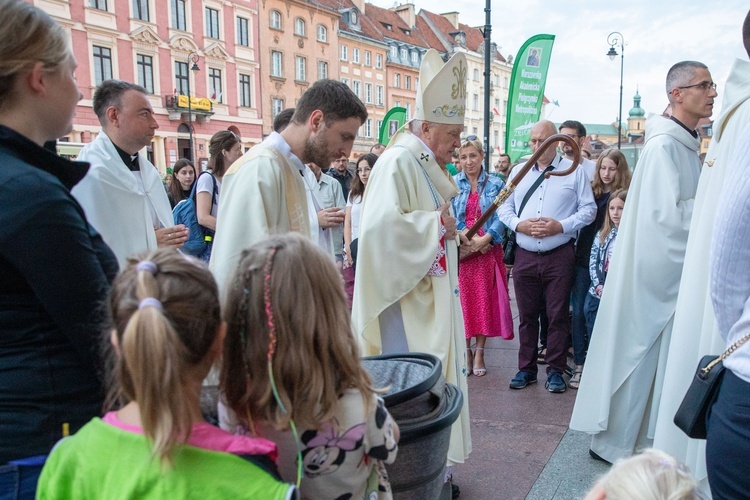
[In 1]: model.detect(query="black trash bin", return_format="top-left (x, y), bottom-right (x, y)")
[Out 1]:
top-left (363, 353), bottom-right (464, 500)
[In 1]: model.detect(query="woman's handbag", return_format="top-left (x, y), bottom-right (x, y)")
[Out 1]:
top-left (673, 332), bottom-right (750, 439)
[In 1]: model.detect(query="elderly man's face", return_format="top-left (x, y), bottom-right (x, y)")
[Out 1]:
top-left (421, 123), bottom-right (463, 167)
top-left (529, 122), bottom-right (557, 165)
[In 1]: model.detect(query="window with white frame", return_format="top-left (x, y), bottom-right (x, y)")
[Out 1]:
top-left (272, 98), bottom-right (284, 118)
top-left (90, 0), bottom-right (107, 10)
top-left (364, 83), bottom-right (372, 104)
top-left (394, 100), bottom-right (400, 107)
top-left (270, 10), bottom-right (281, 30)
top-left (493, 130), bottom-right (499, 148)
top-left (353, 48), bottom-right (360, 64)
top-left (376, 85), bottom-right (383, 106)
top-left (271, 51), bottom-right (283, 77)
top-left (175, 61), bottom-right (188, 95)
top-left (294, 18), bottom-right (305, 36)
top-left (472, 93), bottom-right (478, 111)
top-left (352, 80), bottom-right (361, 98)
top-left (364, 51), bottom-right (371, 66)
top-left (376, 119), bottom-right (382, 136)
top-left (364, 118), bottom-right (372, 138)
top-left (205, 7), bottom-right (220, 39)
top-left (504, 76), bottom-right (508, 88)
top-left (136, 54), bottom-right (154, 93)
top-left (405, 75), bottom-right (410, 90)
top-left (340, 77), bottom-right (350, 87)
top-left (473, 68), bottom-right (479, 81)
top-left (317, 24), bottom-right (327, 42)
top-left (472, 127), bottom-right (478, 135)
top-left (318, 61), bottom-right (328, 80)
top-left (400, 47), bottom-right (407, 60)
top-left (376, 53), bottom-right (383, 68)
top-left (133, 0), bottom-right (149, 21)
top-left (411, 51), bottom-right (418, 64)
top-left (295, 56), bottom-right (306, 82)
top-left (393, 73), bottom-right (400, 88)
top-left (405, 102), bottom-right (411, 120)
top-left (237, 17), bottom-right (250, 46)
top-left (239, 73), bottom-right (252, 107)
top-left (390, 46), bottom-right (397, 59)
top-left (209, 68), bottom-right (222, 102)
top-left (171, 0), bottom-right (186, 30)
top-left (93, 45), bottom-right (112, 86)
top-left (340, 45), bottom-right (348, 61)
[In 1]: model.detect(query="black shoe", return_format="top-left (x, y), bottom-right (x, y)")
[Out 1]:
top-left (451, 481), bottom-right (460, 498)
top-left (589, 449), bottom-right (611, 464)
top-left (509, 371), bottom-right (537, 389)
top-left (545, 371), bottom-right (566, 393)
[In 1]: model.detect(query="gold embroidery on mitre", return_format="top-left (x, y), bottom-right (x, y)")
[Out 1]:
top-left (451, 59), bottom-right (467, 99)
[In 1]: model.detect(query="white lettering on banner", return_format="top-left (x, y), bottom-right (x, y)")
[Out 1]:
top-left (519, 82), bottom-right (541, 91)
top-left (521, 69), bottom-right (542, 79)
top-left (515, 104), bottom-right (537, 114)
top-left (518, 93), bottom-right (539, 104)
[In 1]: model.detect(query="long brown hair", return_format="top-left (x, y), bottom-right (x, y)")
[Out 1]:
top-left (349, 153), bottom-right (378, 201)
top-left (221, 233), bottom-right (377, 431)
top-left (600, 189), bottom-right (628, 243)
top-left (592, 149), bottom-right (631, 198)
top-left (106, 249), bottom-right (221, 465)
top-left (168, 158), bottom-right (195, 204)
top-left (208, 130), bottom-right (239, 178)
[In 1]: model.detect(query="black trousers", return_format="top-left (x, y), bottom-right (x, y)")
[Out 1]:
top-left (706, 369), bottom-right (750, 500)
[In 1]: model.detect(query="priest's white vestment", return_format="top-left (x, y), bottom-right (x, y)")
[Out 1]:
top-left (352, 132), bottom-right (471, 464)
top-left (569, 115), bottom-right (701, 462)
top-left (73, 132), bottom-right (173, 268)
top-left (653, 58), bottom-right (750, 488)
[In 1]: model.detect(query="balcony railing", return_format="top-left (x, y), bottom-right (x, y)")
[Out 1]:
top-left (165, 94), bottom-right (215, 122)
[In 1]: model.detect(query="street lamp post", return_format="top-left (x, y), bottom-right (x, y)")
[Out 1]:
top-left (185, 52), bottom-right (200, 161)
top-left (606, 32), bottom-right (625, 150)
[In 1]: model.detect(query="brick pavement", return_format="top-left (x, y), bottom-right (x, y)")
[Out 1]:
top-left (450, 279), bottom-right (610, 500)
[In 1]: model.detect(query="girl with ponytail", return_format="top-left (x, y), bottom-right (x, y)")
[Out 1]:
top-left (38, 250), bottom-right (298, 500)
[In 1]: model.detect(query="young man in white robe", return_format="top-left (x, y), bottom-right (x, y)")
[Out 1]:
top-left (653, 13), bottom-right (750, 491)
top-left (209, 80), bottom-right (367, 293)
top-left (73, 81), bottom-right (188, 267)
top-left (352, 49), bottom-right (477, 495)
top-left (570, 61), bottom-right (717, 463)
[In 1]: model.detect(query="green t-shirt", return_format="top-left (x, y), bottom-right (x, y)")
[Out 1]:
top-left (446, 163), bottom-right (458, 176)
top-left (37, 418), bottom-right (297, 500)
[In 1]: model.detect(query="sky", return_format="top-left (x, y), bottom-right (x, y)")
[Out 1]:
top-left (368, 0), bottom-right (749, 126)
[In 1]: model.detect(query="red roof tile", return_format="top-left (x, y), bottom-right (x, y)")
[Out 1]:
top-left (364, 3), bottom-right (431, 48)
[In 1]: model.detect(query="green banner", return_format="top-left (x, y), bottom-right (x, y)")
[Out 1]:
top-left (379, 106), bottom-right (406, 145)
top-left (505, 34), bottom-right (555, 162)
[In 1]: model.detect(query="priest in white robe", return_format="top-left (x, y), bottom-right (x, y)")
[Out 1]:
top-left (73, 81), bottom-right (185, 268)
top-left (209, 80), bottom-right (367, 294)
top-left (352, 49), bottom-right (473, 475)
top-left (653, 21), bottom-right (750, 491)
top-left (570, 61), bottom-right (717, 463)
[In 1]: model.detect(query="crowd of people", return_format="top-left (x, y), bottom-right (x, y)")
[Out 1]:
top-left (2, 1), bottom-right (750, 499)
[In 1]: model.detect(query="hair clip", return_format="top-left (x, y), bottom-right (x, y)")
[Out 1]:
top-left (138, 297), bottom-right (163, 311)
top-left (136, 260), bottom-right (158, 274)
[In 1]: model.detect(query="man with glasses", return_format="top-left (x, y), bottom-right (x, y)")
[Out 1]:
top-left (558, 120), bottom-right (596, 180)
top-left (499, 120), bottom-right (595, 395)
top-left (492, 154), bottom-right (512, 182)
top-left (571, 61), bottom-right (716, 464)
top-left (328, 155), bottom-right (354, 200)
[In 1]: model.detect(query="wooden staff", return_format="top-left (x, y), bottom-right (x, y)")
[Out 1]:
top-left (465, 134), bottom-right (581, 239)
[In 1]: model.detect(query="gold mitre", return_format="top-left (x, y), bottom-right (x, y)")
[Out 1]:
top-left (413, 49), bottom-right (467, 125)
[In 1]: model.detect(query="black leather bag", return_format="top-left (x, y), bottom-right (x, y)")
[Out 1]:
top-left (501, 166), bottom-right (553, 266)
top-left (674, 331), bottom-right (750, 439)
top-left (673, 355), bottom-right (725, 439)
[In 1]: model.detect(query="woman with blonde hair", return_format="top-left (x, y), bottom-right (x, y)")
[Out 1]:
top-left (220, 233), bottom-right (399, 499)
top-left (37, 250), bottom-right (296, 499)
top-left (452, 138), bottom-right (514, 377)
top-left (0, 1), bottom-right (118, 496)
top-left (569, 149), bottom-right (631, 389)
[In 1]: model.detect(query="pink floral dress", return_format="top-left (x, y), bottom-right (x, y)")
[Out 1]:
top-left (459, 192), bottom-right (514, 340)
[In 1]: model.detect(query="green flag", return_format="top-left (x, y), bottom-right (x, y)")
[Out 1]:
top-left (379, 107), bottom-right (407, 145)
top-left (505, 34), bottom-right (555, 162)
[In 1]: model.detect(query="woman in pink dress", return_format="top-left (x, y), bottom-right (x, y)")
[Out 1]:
top-left (452, 138), bottom-right (514, 377)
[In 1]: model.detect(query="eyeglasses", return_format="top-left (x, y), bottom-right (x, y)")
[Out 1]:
top-left (677, 81), bottom-right (717, 92)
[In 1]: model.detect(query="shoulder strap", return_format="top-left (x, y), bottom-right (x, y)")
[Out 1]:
top-left (517, 165), bottom-right (554, 217)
